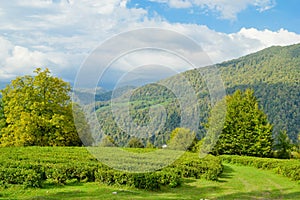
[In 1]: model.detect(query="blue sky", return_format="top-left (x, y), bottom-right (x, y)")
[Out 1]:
top-left (127, 0), bottom-right (300, 34)
top-left (0, 0), bottom-right (299, 88)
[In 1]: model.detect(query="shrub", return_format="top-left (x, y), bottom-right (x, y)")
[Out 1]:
top-left (0, 147), bottom-right (223, 190)
top-left (170, 153), bottom-right (223, 181)
top-left (0, 168), bottom-right (42, 188)
top-left (220, 155), bottom-right (300, 181)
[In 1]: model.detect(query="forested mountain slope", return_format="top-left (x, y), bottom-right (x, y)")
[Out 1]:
top-left (219, 44), bottom-right (300, 142)
top-left (93, 43), bottom-right (300, 146)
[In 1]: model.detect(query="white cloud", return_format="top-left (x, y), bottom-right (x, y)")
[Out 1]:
top-left (176, 24), bottom-right (300, 63)
top-left (0, 0), bottom-right (299, 86)
top-left (0, 36), bottom-right (74, 81)
top-left (118, 21), bottom-right (300, 64)
top-left (236, 28), bottom-right (300, 47)
top-left (0, 0), bottom-right (147, 81)
top-left (169, 0), bottom-right (192, 8)
top-left (150, 0), bottom-right (276, 20)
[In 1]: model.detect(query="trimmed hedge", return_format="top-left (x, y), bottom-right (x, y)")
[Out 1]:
top-left (95, 168), bottom-right (182, 190)
top-left (0, 147), bottom-right (223, 190)
top-left (0, 168), bottom-right (42, 188)
top-left (171, 153), bottom-right (223, 180)
top-left (220, 155), bottom-right (300, 181)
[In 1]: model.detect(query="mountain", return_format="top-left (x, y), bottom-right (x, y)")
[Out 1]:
top-left (91, 43), bottom-right (300, 146)
top-left (73, 86), bottom-right (136, 104)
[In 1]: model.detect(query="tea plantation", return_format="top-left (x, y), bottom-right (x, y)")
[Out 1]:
top-left (0, 147), bottom-right (300, 199)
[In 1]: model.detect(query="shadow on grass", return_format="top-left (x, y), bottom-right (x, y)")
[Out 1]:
top-left (25, 184), bottom-right (300, 200)
top-left (42, 181), bottom-right (85, 189)
top-left (217, 164), bottom-right (235, 182)
top-left (216, 188), bottom-right (300, 200)
top-left (27, 189), bottom-right (103, 200)
top-left (183, 178), bottom-right (197, 184)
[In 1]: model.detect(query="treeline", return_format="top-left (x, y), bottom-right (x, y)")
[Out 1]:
top-left (0, 43), bottom-right (299, 156)
top-left (94, 43), bottom-right (300, 147)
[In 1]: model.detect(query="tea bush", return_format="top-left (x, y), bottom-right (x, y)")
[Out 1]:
top-left (220, 155), bottom-right (300, 181)
top-left (0, 147), bottom-right (223, 190)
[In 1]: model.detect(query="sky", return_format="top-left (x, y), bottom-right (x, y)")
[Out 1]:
top-left (0, 0), bottom-right (300, 89)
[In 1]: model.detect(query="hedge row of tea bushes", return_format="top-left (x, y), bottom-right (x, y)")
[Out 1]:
top-left (171, 153), bottom-right (223, 181)
top-left (0, 147), bottom-right (223, 190)
top-left (95, 168), bottom-right (182, 190)
top-left (220, 155), bottom-right (300, 182)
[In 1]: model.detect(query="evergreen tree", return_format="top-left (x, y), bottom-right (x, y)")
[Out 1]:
top-left (0, 68), bottom-right (84, 146)
top-left (210, 89), bottom-right (273, 157)
top-left (274, 130), bottom-right (293, 159)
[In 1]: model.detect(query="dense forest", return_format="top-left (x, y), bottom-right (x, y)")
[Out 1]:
top-left (0, 44), bottom-right (299, 148)
top-left (87, 43), bottom-right (300, 146)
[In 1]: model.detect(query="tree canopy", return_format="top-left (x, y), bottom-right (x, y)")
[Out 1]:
top-left (99, 135), bottom-right (116, 147)
top-left (0, 99), bottom-right (6, 134)
top-left (91, 44), bottom-right (299, 146)
top-left (273, 130), bottom-right (293, 159)
top-left (0, 68), bottom-right (85, 146)
top-left (167, 127), bottom-right (197, 151)
top-left (126, 137), bottom-right (144, 148)
top-left (209, 89), bottom-right (273, 157)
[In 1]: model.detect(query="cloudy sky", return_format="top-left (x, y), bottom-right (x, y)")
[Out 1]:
top-left (0, 0), bottom-right (299, 89)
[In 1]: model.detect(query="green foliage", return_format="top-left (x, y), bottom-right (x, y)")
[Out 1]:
top-left (126, 137), bottom-right (144, 148)
top-left (273, 130), bottom-right (294, 159)
top-left (171, 153), bottom-right (223, 181)
top-left (72, 103), bottom-right (94, 146)
top-left (220, 155), bottom-right (300, 181)
top-left (0, 147), bottom-right (222, 190)
top-left (297, 134), bottom-right (300, 149)
top-left (210, 89), bottom-right (273, 157)
top-left (0, 68), bottom-right (84, 146)
top-left (95, 169), bottom-right (180, 190)
top-left (99, 135), bottom-right (117, 147)
top-left (93, 44), bottom-right (300, 146)
top-left (145, 140), bottom-right (155, 148)
top-left (0, 99), bottom-right (6, 134)
top-left (219, 44), bottom-right (300, 142)
top-left (167, 128), bottom-right (198, 151)
top-left (0, 168), bottom-right (42, 188)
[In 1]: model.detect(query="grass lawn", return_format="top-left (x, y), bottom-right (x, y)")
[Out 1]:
top-left (1, 164), bottom-right (299, 200)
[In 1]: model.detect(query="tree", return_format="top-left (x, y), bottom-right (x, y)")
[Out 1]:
top-left (99, 135), bottom-right (116, 147)
top-left (298, 134), bottom-right (300, 151)
top-left (209, 89), bottom-right (273, 157)
top-left (167, 127), bottom-right (197, 151)
top-left (273, 130), bottom-right (293, 159)
top-left (0, 99), bottom-right (6, 135)
top-left (126, 137), bottom-right (144, 148)
top-left (72, 103), bottom-right (94, 146)
top-left (0, 68), bottom-right (83, 146)
top-left (146, 140), bottom-right (155, 148)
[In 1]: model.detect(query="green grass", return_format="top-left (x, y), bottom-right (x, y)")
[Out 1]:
top-left (1, 164), bottom-right (299, 200)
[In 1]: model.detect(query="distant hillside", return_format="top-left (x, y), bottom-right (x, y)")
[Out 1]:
top-left (91, 43), bottom-right (300, 146)
top-left (73, 86), bottom-right (136, 104)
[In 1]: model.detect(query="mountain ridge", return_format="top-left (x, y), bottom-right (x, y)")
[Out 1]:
top-left (89, 43), bottom-right (300, 146)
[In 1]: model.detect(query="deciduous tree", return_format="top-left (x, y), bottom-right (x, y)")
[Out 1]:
top-left (127, 137), bottom-right (144, 148)
top-left (0, 99), bottom-right (6, 135)
top-left (0, 68), bottom-right (83, 146)
top-left (167, 127), bottom-right (197, 151)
